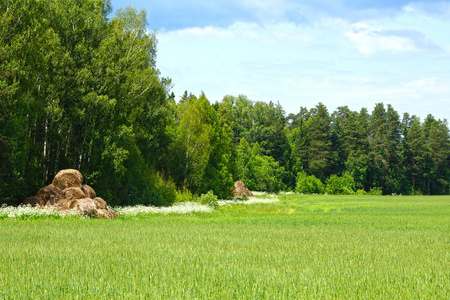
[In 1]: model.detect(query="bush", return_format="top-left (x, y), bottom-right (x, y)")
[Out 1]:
top-left (368, 187), bottom-right (383, 195)
top-left (411, 188), bottom-right (423, 196)
top-left (175, 189), bottom-right (196, 203)
top-left (154, 172), bottom-right (177, 206)
top-left (356, 189), bottom-right (367, 195)
top-left (325, 174), bottom-right (356, 195)
top-left (199, 191), bottom-right (218, 208)
top-left (295, 172), bottom-right (324, 194)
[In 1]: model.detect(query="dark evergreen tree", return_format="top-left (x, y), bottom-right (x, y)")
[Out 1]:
top-left (287, 107), bottom-right (310, 178)
top-left (368, 103), bottom-right (404, 194)
top-left (404, 117), bottom-right (427, 194)
top-left (306, 103), bottom-right (332, 181)
top-left (423, 116), bottom-right (450, 195)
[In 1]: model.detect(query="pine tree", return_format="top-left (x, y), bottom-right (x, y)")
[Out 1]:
top-left (423, 116), bottom-right (450, 194)
top-left (404, 117), bottom-right (427, 193)
top-left (306, 103), bottom-right (331, 181)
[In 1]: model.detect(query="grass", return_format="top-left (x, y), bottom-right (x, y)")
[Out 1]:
top-left (0, 194), bottom-right (449, 299)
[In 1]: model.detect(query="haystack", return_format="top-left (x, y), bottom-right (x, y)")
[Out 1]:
top-left (233, 180), bottom-right (254, 197)
top-left (22, 169), bottom-right (117, 219)
top-left (52, 169), bottom-right (83, 190)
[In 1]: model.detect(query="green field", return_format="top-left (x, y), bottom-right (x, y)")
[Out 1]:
top-left (1, 195), bottom-right (449, 299)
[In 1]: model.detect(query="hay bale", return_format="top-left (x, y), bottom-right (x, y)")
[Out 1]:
top-left (37, 184), bottom-right (61, 206)
top-left (72, 198), bottom-right (97, 216)
top-left (52, 169), bottom-right (83, 190)
top-left (96, 209), bottom-right (118, 219)
top-left (233, 180), bottom-right (254, 197)
top-left (57, 199), bottom-right (76, 211)
top-left (81, 184), bottom-right (96, 199)
top-left (92, 197), bottom-right (107, 209)
top-left (61, 187), bottom-right (86, 201)
top-left (23, 196), bottom-right (45, 208)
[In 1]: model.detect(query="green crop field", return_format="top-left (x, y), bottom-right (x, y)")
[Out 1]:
top-left (1, 195), bottom-right (449, 299)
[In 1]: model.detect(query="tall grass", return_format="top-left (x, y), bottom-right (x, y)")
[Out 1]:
top-left (0, 195), bottom-right (449, 299)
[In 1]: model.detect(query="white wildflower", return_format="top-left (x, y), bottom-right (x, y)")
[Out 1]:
top-left (0, 204), bottom-right (82, 219)
top-left (114, 202), bottom-right (213, 217)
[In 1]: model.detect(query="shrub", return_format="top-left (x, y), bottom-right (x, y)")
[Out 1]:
top-left (325, 174), bottom-right (356, 195)
top-left (356, 189), bottom-right (367, 195)
top-left (295, 172), bottom-right (325, 194)
top-left (175, 189), bottom-right (196, 203)
top-left (411, 188), bottom-right (423, 196)
top-left (199, 191), bottom-right (218, 208)
top-left (154, 172), bottom-right (177, 206)
top-left (368, 187), bottom-right (383, 195)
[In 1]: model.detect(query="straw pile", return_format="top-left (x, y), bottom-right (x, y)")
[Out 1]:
top-left (23, 169), bottom-right (117, 219)
top-left (233, 180), bottom-right (254, 197)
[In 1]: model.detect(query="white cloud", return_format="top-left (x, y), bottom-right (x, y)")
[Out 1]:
top-left (160, 22), bottom-right (313, 45)
top-left (403, 1), bottom-right (450, 18)
top-left (159, 26), bottom-right (235, 40)
top-left (346, 24), bottom-right (419, 55)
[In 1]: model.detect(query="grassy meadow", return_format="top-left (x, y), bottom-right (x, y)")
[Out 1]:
top-left (1, 194), bottom-right (449, 299)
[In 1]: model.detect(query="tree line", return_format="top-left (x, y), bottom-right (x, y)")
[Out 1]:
top-left (1, 1), bottom-right (449, 206)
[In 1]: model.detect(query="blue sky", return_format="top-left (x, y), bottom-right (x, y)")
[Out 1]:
top-left (110, 0), bottom-right (450, 121)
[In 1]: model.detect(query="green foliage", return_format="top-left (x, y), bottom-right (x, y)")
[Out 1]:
top-left (356, 189), bottom-right (367, 195)
top-left (218, 96), bottom-right (292, 187)
top-left (199, 190), bottom-right (218, 208)
top-left (0, 1), bottom-right (176, 205)
top-left (368, 187), bottom-right (383, 195)
top-left (295, 172), bottom-right (325, 194)
top-left (404, 117), bottom-right (427, 193)
top-left (237, 139), bottom-right (285, 193)
top-left (305, 103), bottom-right (331, 181)
top-left (325, 174), bottom-right (356, 195)
top-left (367, 104), bottom-right (405, 194)
top-left (410, 188), bottom-right (423, 196)
top-left (175, 189), bottom-right (196, 203)
top-left (423, 115), bottom-right (450, 195)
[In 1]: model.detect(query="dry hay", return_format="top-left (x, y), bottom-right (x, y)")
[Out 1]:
top-left (37, 185), bottom-right (61, 206)
top-left (22, 169), bottom-right (117, 219)
top-left (233, 180), bottom-right (254, 197)
top-left (52, 169), bottom-right (83, 190)
top-left (93, 197), bottom-right (107, 209)
top-left (57, 199), bottom-right (76, 210)
top-left (61, 187), bottom-right (86, 201)
top-left (81, 184), bottom-right (96, 199)
top-left (96, 209), bottom-right (118, 219)
top-left (23, 196), bottom-right (45, 208)
top-left (71, 198), bottom-right (97, 216)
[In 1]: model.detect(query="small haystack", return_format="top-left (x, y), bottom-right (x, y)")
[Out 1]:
top-left (233, 180), bottom-right (254, 198)
top-left (23, 169), bottom-right (117, 219)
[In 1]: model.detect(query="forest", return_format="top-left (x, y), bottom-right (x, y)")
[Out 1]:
top-left (1, 0), bottom-right (449, 206)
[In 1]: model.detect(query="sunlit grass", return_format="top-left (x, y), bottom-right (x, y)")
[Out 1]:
top-left (1, 195), bottom-right (449, 298)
